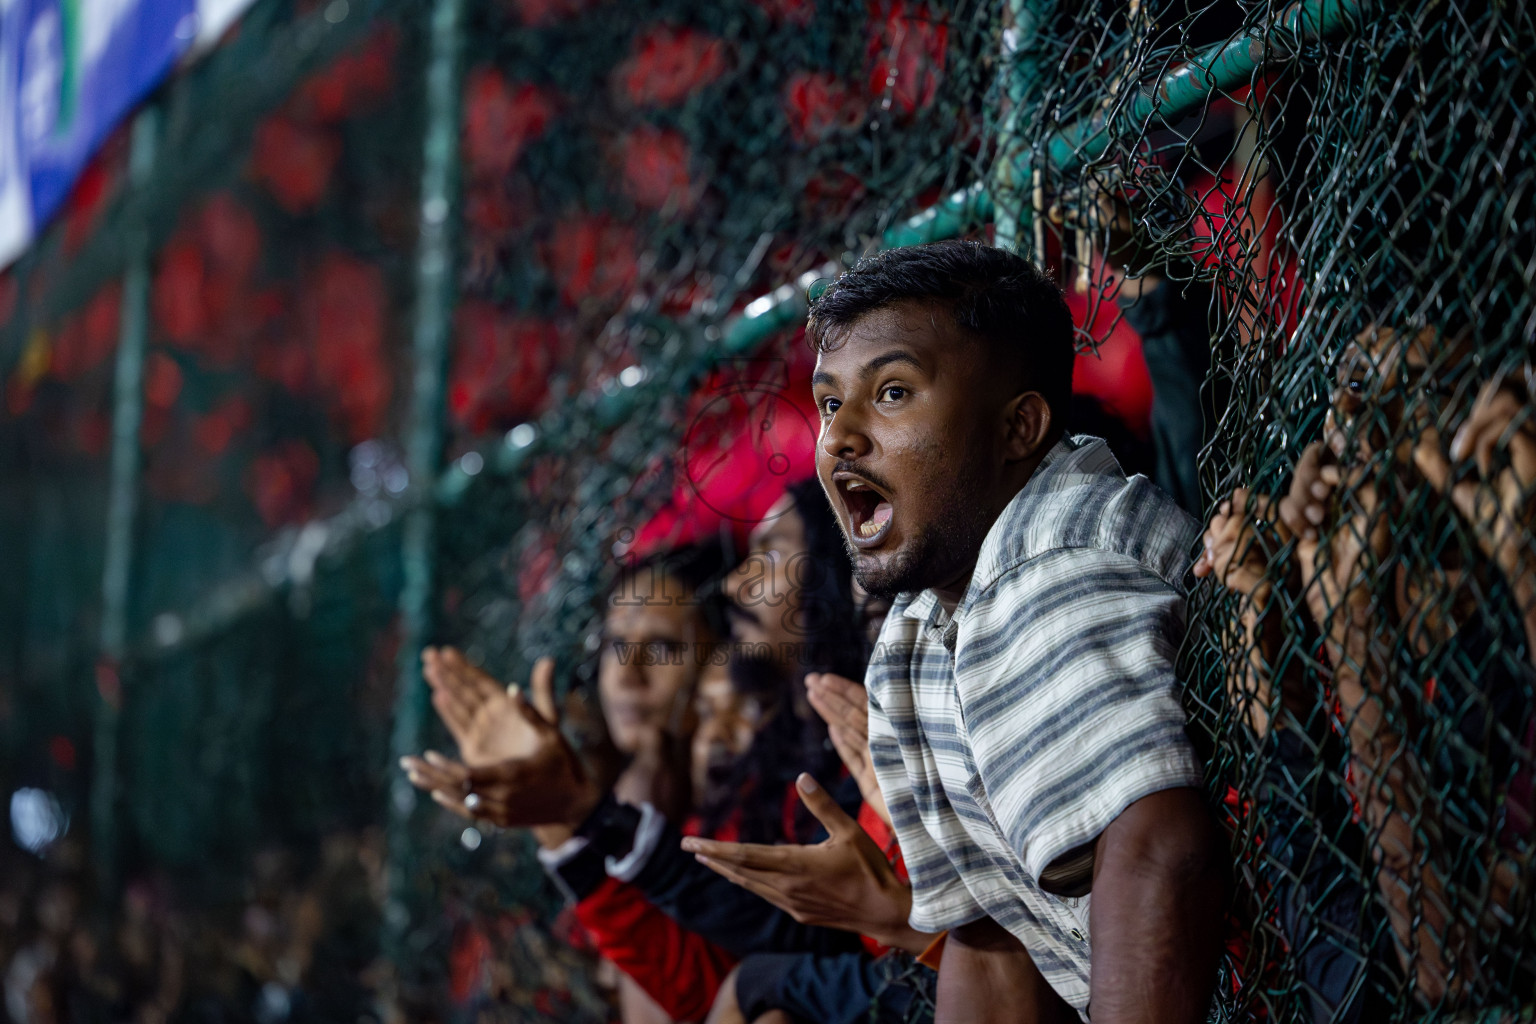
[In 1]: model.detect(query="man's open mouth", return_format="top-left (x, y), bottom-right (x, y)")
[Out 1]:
top-left (834, 473), bottom-right (894, 548)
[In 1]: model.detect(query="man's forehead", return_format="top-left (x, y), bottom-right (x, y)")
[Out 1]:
top-left (813, 302), bottom-right (963, 374)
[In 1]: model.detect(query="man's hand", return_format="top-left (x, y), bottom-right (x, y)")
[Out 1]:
top-left (681, 774), bottom-right (927, 955)
top-left (422, 647), bottom-right (560, 766)
top-left (1045, 171), bottom-right (1165, 299)
top-left (804, 673), bottom-right (889, 827)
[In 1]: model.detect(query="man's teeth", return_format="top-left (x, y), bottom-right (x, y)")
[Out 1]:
top-left (855, 501), bottom-right (893, 538)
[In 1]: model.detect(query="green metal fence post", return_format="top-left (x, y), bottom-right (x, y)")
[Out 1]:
top-left (383, 0), bottom-right (464, 976)
top-left (93, 106), bottom-right (160, 895)
top-left (992, 0), bottom-right (1051, 255)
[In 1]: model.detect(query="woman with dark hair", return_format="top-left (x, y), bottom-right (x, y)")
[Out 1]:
top-left (705, 478), bottom-right (866, 844)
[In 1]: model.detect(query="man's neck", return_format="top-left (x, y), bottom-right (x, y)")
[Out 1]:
top-left (929, 433), bottom-right (1064, 615)
top-left (931, 567), bottom-right (975, 615)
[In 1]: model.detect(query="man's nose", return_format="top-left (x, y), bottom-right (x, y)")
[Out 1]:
top-left (820, 405), bottom-right (871, 461)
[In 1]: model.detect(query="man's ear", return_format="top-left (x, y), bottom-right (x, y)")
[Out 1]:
top-left (1004, 391), bottom-right (1054, 461)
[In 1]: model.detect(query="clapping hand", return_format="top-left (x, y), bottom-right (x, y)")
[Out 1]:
top-left (804, 672), bottom-right (888, 827)
top-left (401, 649), bottom-right (601, 832)
top-left (682, 774), bottom-right (927, 955)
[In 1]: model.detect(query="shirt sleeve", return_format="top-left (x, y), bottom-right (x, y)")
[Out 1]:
top-left (866, 683), bottom-right (987, 934)
top-left (957, 548), bottom-right (1204, 885)
top-left (574, 876), bottom-right (738, 1022)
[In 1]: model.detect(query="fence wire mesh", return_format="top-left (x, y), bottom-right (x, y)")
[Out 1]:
top-left (0, 0), bottom-right (1532, 1019)
top-left (995, 0), bottom-right (1536, 1019)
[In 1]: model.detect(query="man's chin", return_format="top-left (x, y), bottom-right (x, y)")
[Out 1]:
top-left (852, 550), bottom-right (917, 599)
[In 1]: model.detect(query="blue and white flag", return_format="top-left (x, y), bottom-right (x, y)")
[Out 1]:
top-left (0, 0), bottom-right (257, 268)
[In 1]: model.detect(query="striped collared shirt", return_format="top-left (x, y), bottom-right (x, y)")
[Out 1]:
top-left (866, 435), bottom-right (1203, 1017)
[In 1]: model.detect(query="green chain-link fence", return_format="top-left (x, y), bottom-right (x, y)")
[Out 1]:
top-left (1, 0), bottom-right (1532, 1018)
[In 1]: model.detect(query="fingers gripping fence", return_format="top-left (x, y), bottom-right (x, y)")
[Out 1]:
top-left (0, 0), bottom-right (1533, 1018)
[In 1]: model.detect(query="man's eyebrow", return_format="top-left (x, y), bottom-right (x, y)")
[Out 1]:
top-left (862, 350), bottom-right (923, 375)
top-left (812, 350), bottom-right (924, 390)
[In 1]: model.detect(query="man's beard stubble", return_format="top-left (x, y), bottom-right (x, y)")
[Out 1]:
top-left (846, 456), bottom-right (994, 599)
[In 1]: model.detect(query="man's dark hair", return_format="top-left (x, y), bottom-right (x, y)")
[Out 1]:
top-left (808, 239), bottom-right (1076, 426)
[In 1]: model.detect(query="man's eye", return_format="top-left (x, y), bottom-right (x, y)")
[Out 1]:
top-left (821, 397), bottom-right (841, 414)
top-left (880, 386), bottom-right (907, 402)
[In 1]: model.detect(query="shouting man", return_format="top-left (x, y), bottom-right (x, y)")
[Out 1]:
top-left (810, 240), bottom-right (1224, 1023)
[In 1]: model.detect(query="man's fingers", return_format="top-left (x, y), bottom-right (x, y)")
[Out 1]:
top-left (680, 836), bottom-right (793, 872)
top-left (813, 673), bottom-right (867, 707)
top-left (1508, 430), bottom-right (1536, 489)
top-left (423, 749), bottom-right (465, 771)
top-left (1452, 391), bottom-right (1517, 464)
top-left (421, 647), bottom-right (446, 689)
top-left (401, 755), bottom-right (465, 793)
top-left (509, 685), bottom-right (558, 734)
top-left (452, 648), bottom-right (507, 706)
top-left (1281, 444), bottom-right (1328, 540)
top-left (400, 757), bottom-right (449, 791)
top-left (1413, 425), bottom-right (1454, 496)
top-left (826, 725), bottom-right (868, 772)
top-left (420, 751), bottom-right (471, 786)
top-left (691, 856), bottom-right (795, 909)
top-left (466, 760), bottom-right (525, 790)
top-left (795, 773), bottom-right (859, 838)
top-left (529, 657), bottom-right (559, 724)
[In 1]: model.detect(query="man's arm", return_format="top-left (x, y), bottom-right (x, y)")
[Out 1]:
top-left (936, 918), bottom-right (1078, 1024)
top-left (1087, 787), bottom-right (1225, 1024)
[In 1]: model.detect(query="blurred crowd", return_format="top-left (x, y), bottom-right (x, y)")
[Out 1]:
top-left (0, 832), bottom-right (387, 1024)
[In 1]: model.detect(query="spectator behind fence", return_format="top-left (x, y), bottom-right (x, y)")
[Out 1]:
top-left (402, 497), bottom-right (936, 1024)
top-left (1051, 179), bottom-right (1227, 516)
top-left (786, 239), bottom-right (1224, 1023)
top-left (1195, 325), bottom-right (1536, 1011)
top-left (402, 545), bottom-right (741, 1023)
top-left (541, 487), bottom-right (933, 1024)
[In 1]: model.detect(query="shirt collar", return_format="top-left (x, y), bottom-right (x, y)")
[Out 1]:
top-left (900, 435), bottom-right (1079, 625)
